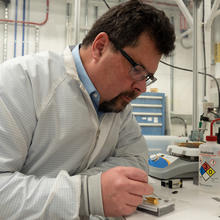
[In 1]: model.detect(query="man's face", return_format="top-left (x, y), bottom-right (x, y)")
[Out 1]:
top-left (99, 90), bottom-right (139, 113)
top-left (98, 33), bottom-right (161, 113)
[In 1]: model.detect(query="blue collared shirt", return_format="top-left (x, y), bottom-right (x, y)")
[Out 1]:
top-left (72, 45), bottom-right (101, 115)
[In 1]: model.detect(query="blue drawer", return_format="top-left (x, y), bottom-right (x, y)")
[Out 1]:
top-left (132, 92), bottom-right (166, 135)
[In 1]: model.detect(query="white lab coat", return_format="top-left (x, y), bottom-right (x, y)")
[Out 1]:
top-left (0, 47), bottom-right (148, 219)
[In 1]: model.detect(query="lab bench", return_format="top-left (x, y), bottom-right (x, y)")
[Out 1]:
top-left (126, 177), bottom-right (220, 220)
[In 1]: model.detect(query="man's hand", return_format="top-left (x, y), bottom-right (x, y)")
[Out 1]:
top-left (101, 166), bottom-right (153, 217)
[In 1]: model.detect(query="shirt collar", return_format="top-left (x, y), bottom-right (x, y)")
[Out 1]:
top-left (72, 44), bottom-right (101, 113)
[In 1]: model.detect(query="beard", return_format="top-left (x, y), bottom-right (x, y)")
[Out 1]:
top-left (99, 90), bottom-right (139, 113)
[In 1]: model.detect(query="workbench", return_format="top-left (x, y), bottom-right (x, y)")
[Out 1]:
top-left (126, 177), bottom-right (220, 220)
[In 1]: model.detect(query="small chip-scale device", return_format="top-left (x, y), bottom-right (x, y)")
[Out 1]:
top-left (137, 194), bottom-right (175, 216)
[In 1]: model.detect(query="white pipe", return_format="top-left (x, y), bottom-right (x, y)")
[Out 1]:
top-left (192, 0), bottom-right (199, 130)
top-left (74, 0), bottom-right (81, 44)
top-left (205, 9), bottom-right (220, 30)
top-left (205, 0), bottom-right (220, 30)
top-left (174, 0), bottom-right (193, 27)
top-left (85, 0), bottom-right (88, 34)
top-left (213, 10), bottom-right (220, 20)
top-left (65, 0), bottom-right (72, 46)
top-left (176, 28), bottom-right (192, 40)
top-left (3, 7), bottom-right (8, 62)
top-left (214, 16), bottom-right (220, 78)
top-left (35, 26), bottom-right (40, 53)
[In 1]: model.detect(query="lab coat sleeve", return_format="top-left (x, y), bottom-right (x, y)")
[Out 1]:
top-left (0, 60), bottom-right (82, 219)
top-left (80, 105), bottom-right (148, 217)
top-left (82, 105), bottom-right (148, 174)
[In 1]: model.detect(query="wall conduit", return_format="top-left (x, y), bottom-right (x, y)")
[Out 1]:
top-left (13, 0), bottom-right (18, 57)
top-left (22, 0), bottom-right (26, 56)
top-left (0, 0), bottom-right (49, 26)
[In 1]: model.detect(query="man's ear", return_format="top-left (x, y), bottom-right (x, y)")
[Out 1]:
top-left (91, 32), bottom-right (110, 61)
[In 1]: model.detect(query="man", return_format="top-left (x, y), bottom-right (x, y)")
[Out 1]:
top-left (0, 0), bottom-right (175, 219)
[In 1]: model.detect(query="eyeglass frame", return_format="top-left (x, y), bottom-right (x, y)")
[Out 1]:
top-left (112, 43), bottom-right (157, 86)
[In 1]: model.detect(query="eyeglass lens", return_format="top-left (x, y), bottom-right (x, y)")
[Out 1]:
top-left (130, 65), bottom-right (157, 85)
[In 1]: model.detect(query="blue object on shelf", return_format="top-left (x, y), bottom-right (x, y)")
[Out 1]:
top-left (131, 92), bottom-right (166, 135)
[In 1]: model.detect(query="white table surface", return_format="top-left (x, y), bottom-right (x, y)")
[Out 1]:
top-left (126, 177), bottom-right (220, 220)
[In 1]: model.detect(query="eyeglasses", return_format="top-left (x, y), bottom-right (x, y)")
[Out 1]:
top-left (117, 47), bottom-right (157, 86)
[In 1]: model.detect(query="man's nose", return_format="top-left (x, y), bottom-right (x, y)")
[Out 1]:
top-left (132, 80), bottom-right (146, 95)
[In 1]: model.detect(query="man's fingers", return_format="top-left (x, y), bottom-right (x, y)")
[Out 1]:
top-left (121, 167), bottom-right (148, 183)
top-left (116, 167), bottom-right (153, 195)
top-left (101, 166), bottom-right (153, 217)
top-left (126, 179), bottom-right (154, 195)
top-left (126, 193), bottom-right (143, 207)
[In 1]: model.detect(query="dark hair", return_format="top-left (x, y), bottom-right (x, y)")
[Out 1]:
top-left (81, 0), bottom-right (175, 56)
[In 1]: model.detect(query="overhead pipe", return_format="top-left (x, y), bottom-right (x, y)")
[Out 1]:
top-left (0, 0), bottom-right (49, 26)
top-left (174, 0), bottom-right (193, 27)
top-left (205, 0), bottom-right (220, 30)
top-left (212, 10), bottom-right (220, 21)
top-left (146, 0), bottom-right (194, 48)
